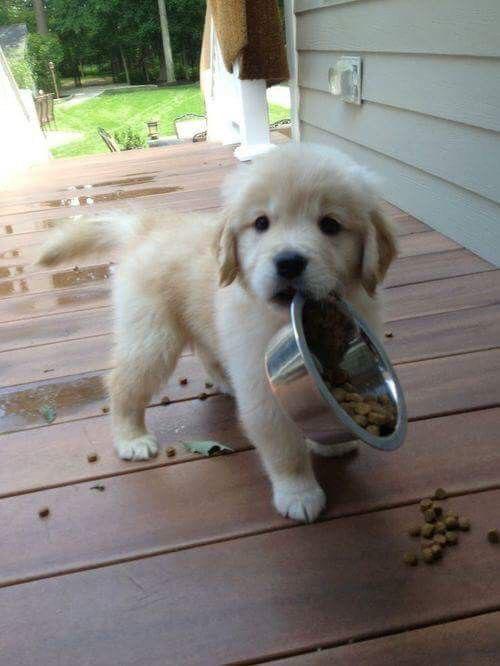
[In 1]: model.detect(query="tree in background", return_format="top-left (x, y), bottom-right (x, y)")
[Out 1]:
top-left (158, 0), bottom-right (175, 83)
top-left (32, 0), bottom-right (48, 35)
top-left (1, 0), bottom-right (206, 88)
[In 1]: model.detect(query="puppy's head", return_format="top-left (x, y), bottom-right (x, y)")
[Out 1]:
top-left (215, 143), bottom-right (396, 307)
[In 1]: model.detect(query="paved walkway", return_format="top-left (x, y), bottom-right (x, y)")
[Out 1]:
top-left (60, 84), bottom-right (157, 108)
top-left (44, 130), bottom-right (84, 149)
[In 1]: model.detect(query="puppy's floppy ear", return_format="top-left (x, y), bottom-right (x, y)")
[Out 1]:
top-left (361, 207), bottom-right (397, 296)
top-left (214, 213), bottom-right (239, 287)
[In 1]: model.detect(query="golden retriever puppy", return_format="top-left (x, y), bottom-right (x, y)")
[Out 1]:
top-left (38, 143), bottom-right (396, 523)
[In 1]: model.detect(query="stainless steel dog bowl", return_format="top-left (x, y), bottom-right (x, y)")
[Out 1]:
top-left (265, 293), bottom-right (407, 451)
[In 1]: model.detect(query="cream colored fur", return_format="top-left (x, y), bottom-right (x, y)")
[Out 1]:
top-left (37, 143), bottom-right (396, 523)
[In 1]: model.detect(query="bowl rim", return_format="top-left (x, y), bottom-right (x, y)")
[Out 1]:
top-left (291, 292), bottom-right (407, 451)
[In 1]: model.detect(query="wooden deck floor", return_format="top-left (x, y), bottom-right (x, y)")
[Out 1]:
top-left (0, 141), bottom-right (499, 665)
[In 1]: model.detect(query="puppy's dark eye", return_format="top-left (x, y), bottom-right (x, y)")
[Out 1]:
top-left (319, 216), bottom-right (342, 236)
top-left (254, 216), bottom-right (270, 233)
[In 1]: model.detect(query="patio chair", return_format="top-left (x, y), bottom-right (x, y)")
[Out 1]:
top-left (174, 113), bottom-right (207, 142)
top-left (34, 92), bottom-right (56, 133)
top-left (98, 127), bottom-right (120, 152)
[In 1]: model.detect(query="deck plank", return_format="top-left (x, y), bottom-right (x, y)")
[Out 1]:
top-left (0, 490), bottom-right (498, 665)
top-left (272, 612), bottom-right (500, 665)
top-left (0, 408), bottom-right (499, 585)
top-left (2, 302), bottom-right (499, 385)
top-left (2, 270), bottom-right (499, 349)
top-left (1, 345), bottom-right (500, 434)
top-left (0, 307), bottom-right (113, 352)
top-left (0, 353), bottom-right (214, 433)
top-left (383, 303), bottom-right (500, 363)
top-left (386, 250), bottom-right (493, 287)
top-left (385, 270), bottom-right (500, 321)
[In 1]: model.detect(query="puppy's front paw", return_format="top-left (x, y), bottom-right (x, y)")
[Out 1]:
top-left (273, 478), bottom-right (326, 523)
top-left (115, 434), bottom-right (159, 461)
top-left (307, 438), bottom-right (358, 458)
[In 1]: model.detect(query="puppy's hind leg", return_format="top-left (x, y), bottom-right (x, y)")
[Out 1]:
top-left (110, 305), bottom-right (184, 461)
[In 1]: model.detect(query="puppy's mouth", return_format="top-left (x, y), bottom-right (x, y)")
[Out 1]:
top-left (270, 285), bottom-right (298, 307)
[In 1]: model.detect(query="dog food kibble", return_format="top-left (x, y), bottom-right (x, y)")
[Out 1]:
top-left (332, 387), bottom-right (347, 401)
top-left (422, 547), bottom-right (435, 564)
top-left (340, 401), bottom-right (356, 416)
top-left (38, 507), bottom-right (50, 519)
top-left (205, 382), bottom-right (214, 389)
top-left (403, 552), bottom-right (418, 566)
top-left (434, 521), bottom-right (446, 534)
top-left (421, 523), bottom-right (435, 539)
top-left (487, 529), bottom-right (499, 544)
top-left (444, 516), bottom-right (459, 530)
top-left (87, 452), bottom-right (99, 463)
top-left (301, 296), bottom-right (397, 438)
top-left (179, 378), bottom-right (188, 386)
top-left (367, 411), bottom-right (387, 426)
top-left (433, 534), bottom-right (447, 547)
top-left (166, 447), bottom-right (176, 458)
top-left (424, 509), bottom-right (436, 523)
top-left (354, 402), bottom-right (371, 416)
top-left (458, 518), bottom-right (471, 532)
top-left (445, 531), bottom-right (459, 546)
top-left (160, 396), bottom-right (171, 405)
top-left (354, 414), bottom-right (368, 428)
top-left (385, 331), bottom-right (394, 338)
top-left (198, 392), bottom-right (208, 401)
top-left (405, 496), bottom-right (472, 568)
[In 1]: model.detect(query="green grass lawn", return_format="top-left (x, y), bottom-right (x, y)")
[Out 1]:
top-left (52, 83), bottom-right (290, 159)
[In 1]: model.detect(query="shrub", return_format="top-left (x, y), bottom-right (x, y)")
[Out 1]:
top-left (6, 47), bottom-right (35, 90)
top-left (27, 33), bottom-right (64, 93)
top-left (113, 126), bottom-right (146, 151)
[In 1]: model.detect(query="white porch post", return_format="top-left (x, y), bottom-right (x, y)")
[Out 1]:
top-left (203, 19), bottom-right (274, 162)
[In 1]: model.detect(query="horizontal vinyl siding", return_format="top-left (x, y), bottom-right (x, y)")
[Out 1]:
top-left (296, 0), bottom-right (500, 57)
top-left (300, 89), bottom-right (500, 204)
top-left (301, 122), bottom-right (500, 266)
top-left (298, 53), bottom-right (500, 133)
top-left (293, 0), bottom-right (500, 264)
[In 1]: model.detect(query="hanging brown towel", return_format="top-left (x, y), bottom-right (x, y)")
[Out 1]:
top-left (201, 0), bottom-right (289, 85)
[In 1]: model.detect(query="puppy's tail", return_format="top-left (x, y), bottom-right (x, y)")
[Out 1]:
top-left (37, 212), bottom-right (139, 267)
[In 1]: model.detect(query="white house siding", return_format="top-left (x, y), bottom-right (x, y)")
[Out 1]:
top-left (0, 46), bottom-right (49, 186)
top-left (292, 0), bottom-right (500, 265)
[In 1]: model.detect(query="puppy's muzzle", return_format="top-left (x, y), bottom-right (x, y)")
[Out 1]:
top-left (274, 251), bottom-right (308, 279)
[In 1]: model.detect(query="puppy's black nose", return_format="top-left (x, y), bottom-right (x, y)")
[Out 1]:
top-left (274, 252), bottom-right (308, 279)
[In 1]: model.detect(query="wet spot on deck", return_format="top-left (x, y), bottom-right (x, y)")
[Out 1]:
top-left (0, 265), bottom-right (110, 298)
top-left (0, 373), bottom-right (107, 433)
top-left (43, 186), bottom-right (182, 208)
top-left (88, 176), bottom-right (155, 188)
top-left (51, 264), bottom-right (111, 289)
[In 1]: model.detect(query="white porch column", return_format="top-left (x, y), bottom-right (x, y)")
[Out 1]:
top-left (203, 19), bottom-right (274, 162)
